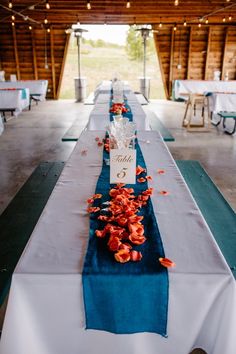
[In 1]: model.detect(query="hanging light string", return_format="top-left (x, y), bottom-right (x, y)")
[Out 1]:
top-left (0, 2), bottom-right (42, 24)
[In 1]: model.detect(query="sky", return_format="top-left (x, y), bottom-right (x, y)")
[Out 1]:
top-left (81, 25), bottom-right (130, 45)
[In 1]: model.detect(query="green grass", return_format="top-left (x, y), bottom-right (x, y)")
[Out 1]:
top-left (60, 39), bottom-right (165, 99)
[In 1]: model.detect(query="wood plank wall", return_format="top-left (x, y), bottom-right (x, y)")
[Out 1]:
top-left (1, 23), bottom-right (236, 100)
top-left (153, 25), bottom-right (236, 98)
top-left (0, 25), bottom-right (69, 99)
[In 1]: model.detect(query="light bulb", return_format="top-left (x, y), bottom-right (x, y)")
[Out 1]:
top-left (46, 1), bottom-right (50, 10)
top-left (87, 1), bottom-right (91, 10)
top-left (29, 25), bottom-right (32, 30)
top-left (126, 1), bottom-right (130, 8)
top-left (205, 18), bottom-right (209, 24)
top-left (9, 2), bottom-right (13, 9)
top-left (11, 15), bottom-right (15, 21)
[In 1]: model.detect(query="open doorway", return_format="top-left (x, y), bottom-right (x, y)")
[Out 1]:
top-left (59, 25), bottom-right (165, 99)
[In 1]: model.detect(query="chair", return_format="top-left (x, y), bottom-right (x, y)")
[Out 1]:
top-left (182, 93), bottom-right (211, 132)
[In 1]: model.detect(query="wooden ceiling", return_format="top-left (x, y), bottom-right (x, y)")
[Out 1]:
top-left (1, 0), bottom-right (236, 27)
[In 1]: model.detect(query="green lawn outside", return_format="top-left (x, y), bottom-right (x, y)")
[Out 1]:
top-left (60, 37), bottom-right (165, 99)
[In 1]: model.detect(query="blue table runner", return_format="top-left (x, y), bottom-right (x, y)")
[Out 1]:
top-left (82, 95), bottom-right (168, 335)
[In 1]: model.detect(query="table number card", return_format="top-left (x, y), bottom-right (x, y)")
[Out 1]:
top-left (110, 148), bottom-right (136, 184)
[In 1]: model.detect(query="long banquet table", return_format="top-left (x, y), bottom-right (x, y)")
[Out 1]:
top-left (174, 79), bottom-right (236, 100)
top-left (0, 129), bottom-right (235, 354)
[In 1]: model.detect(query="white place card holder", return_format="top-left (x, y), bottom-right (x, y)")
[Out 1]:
top-left (110, 148), bottom-right (136, 184)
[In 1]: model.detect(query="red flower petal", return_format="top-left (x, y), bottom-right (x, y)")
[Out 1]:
top-left (159, 190), bottom-right (169, 196)
top-left (137, 177), bottom-right (146, 183)
top-left (114, 249), bottom-right (131, 263)
top-left (93, 193), bottom-right (102, 199)
top-left (87, 206), bottom-right (100, 213)
top-left (159, 257), bottom-right (175, 268)
top-left (130, 250), bottom-right (142, 262)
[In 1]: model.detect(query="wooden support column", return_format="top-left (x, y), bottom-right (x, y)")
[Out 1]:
top-left (221, 27), bottom-right (229, 80)
top-left (50, 28), bottom-right (56, 99)
top-left (153, 33), bottom-right (168, 99)
top-left (12, 25), bottom-right (20, 80)
top-left (204, 27), bottom-right (212, 80)
top-left (187, 26), bottom-right (193, 79)
top-left (31, 29), bottom-right (38, 80)
top-left (168, 28), bottom-right (175, 98)
top-left (56, 33), bottom-right (70, 99)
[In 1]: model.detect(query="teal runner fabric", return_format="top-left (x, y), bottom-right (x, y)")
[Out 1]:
top-left (82, 94), bottom-right (168, 335)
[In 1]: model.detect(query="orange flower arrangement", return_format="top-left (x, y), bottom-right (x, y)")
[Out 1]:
top-left (109, 103), bottom-right (129, 115)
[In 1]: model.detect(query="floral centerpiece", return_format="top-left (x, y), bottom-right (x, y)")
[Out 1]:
top-left (109, 102), bottom-right (129, 115)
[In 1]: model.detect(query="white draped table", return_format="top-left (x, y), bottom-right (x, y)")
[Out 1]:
top-left (174, 80), bottom-right (236, 100)
top-left (0, 80), bottom-right (48, 100)
top-left (0, 130), bottom-right (235, 354)
top-left (0, 88), bottom-right (30, 116)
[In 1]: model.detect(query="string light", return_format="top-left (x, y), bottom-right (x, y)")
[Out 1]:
top-left (198, 22), bottom-right (201, 28)
top-left (229, 15), bottom-right (232, 21)
top-left (183, 18), bottom-right (187, 26)
top-left (174, 0), bottom-right (179, 6)
top-left (46, 0), bottom-right (50, 10)
top-left (9, 1), bottom-right (13, 8)
top-left (47, 28), bottom-right (50, 33)
top-left (205, 18), bottom-right (209, 24)
top-left (44, 15), bottom-right (48, 24)
top-left (173, 24), bottom-right (177, 31)
top-left (87, 1), bottom-right (91, 10)
top-left (159, 18), bottom-right (162, 28)
top-left (29, 25), bottom-right (32, 30)
top-left (12, 21), bottom-right (15, 26)
top-left (11, 15), bottom-right (15, 21)
top-left (126, 1), bottom-right (131, 8)
top-left (222, 16), bottom-right (226, 22)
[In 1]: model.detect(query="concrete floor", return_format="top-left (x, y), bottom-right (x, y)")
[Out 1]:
top-left (0, 98), bottom-right (235, 214)
top-left (0, 98), bottom-right (235, 353)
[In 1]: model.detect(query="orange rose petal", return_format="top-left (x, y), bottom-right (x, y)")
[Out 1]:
top-left (137, 177), bottom-right (146, 183)
top-left (93, 193), bottom-right (102, 199)
top-left (114, 249), bottom-right (131, 263)
top-left (87, 198), bottom-right (94, 204)
top-left (108, 236), bottom-right (122, 252)
top-left (97, 141), bottom-right (103, 147)
top-left (87, 206), bottom-right (100, 213)
top-left (159, 190), bottom-right (169, 196)
top-left (157, 169), bottom-right (165, 174)
top-left (146, 175), bottom-right (153, 181)
top-left (130, 250), bottom-right (142, 262)
top-left (159, 257), bottom-right (176, 268)
top-left (95, 229), bottom-right (106, 238)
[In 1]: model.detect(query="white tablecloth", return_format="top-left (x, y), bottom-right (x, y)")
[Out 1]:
top-left (0, 89), bottom-right (30, 116)
top-left (208, 92), bottom-right (236, 113)
top-left (0, 80), bottom-right (48, 100)
top-left (0, 130), bottom-right (235, 354)
top-left (87, 90), bottom-right (150, 131)
top-left (174, 80), bottom-right (236, 100)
